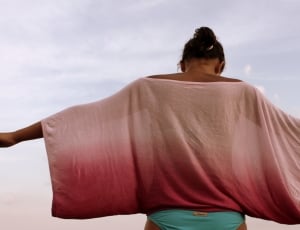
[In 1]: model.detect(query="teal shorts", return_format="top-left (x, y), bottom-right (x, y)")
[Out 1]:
top-left (148, 209), bottom-right (245, 230)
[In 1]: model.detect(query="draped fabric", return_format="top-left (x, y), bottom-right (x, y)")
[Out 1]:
top-left (42, 77), bottom-right (300, 224)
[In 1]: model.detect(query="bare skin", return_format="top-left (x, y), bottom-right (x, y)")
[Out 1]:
top-left (0, 58), bottom-right (247, 229)
top-left (0, 122), bottom-right (43, 147)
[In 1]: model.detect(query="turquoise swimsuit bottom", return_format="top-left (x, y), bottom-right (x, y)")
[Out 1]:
top-left (148, 210), bottom-right (245, 230)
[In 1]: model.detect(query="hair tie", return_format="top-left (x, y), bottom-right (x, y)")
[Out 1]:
top-left (207, 45), bottom-right (214, 51)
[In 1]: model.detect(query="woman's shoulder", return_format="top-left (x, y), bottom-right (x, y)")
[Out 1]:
top-left (145, 73), bottom-right (243, 83)
top-left (145, 74), bottom-right (183, 81)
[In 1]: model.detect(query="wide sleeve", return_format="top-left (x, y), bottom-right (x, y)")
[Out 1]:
top-left (41, 80), bottom-right (143, 219)
top-left (230, 85), bottom-right (300, 223)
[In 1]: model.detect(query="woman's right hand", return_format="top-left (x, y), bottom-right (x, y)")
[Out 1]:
top-left (0, 132), bottom-right (16, 147)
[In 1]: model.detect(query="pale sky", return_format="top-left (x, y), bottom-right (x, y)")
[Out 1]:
top-left (0, 0), bottom-right (300, 229)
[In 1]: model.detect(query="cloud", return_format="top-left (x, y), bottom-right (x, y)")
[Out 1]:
top-left (290, 107), bottom-right (300, 118)
top-left (125, 0), bottom-right (168, 12)
top-left (244, 64), bottom-right (252, 75)
top-left (0, 155), bottom-right (23, 163)
top-left (273, 93), bottom-right (280, 102)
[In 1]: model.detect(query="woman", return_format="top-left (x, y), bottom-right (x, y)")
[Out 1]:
top-left (1, 27), bottom-right (299, 229)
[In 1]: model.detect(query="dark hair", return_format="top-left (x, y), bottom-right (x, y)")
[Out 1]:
top-left (181, 27), bottom-right (225, 72)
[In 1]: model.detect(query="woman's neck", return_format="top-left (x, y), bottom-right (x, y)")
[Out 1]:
top-left (183, 58), bottom-right (220, 75)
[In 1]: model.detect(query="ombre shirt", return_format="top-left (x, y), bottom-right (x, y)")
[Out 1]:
top-left (42, 77), bottom-right (300, 224)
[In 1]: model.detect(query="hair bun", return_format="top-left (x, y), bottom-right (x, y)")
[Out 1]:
top-left (181, 27), bottom-right (225, 70)
top-left (193, 27), bottom-right (217, 50)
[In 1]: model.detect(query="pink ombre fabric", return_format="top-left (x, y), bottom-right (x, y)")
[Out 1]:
top-left (42, 77), bottom-right (300, 224)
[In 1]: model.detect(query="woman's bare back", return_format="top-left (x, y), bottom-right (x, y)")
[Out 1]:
top-left (147, 72), bottom-right (242, 83)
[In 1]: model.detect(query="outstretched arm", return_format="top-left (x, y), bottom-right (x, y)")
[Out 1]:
top-left (0, 122), bottom-right (43, 147)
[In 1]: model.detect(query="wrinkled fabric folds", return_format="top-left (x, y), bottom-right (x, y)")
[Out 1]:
top-left (42, 77), bottom-right (300, 224)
